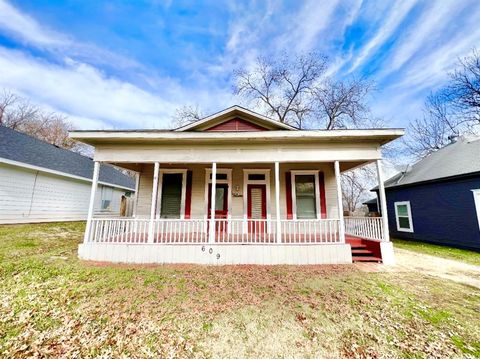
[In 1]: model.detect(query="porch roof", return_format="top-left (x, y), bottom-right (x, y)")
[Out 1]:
top-left (70, 128), bottom-right (404, 146)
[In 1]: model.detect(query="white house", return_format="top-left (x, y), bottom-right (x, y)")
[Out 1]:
top-left (0, 126), bottom-right (135, 224)
top-left (70, 106), bottom-right (404, 265)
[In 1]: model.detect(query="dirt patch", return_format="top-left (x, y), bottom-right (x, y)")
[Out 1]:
top-left (357, 247), bottom-right (480, 289)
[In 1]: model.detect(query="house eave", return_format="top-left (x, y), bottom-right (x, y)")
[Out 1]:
top-left (70, 128), bottom-right (405, 146)
top-left (372, 170), bottom-right (480, 192)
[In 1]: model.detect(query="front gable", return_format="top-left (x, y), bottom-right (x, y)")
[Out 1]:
top-left (205, 117), bottom-right (269, 132)
top-left (175, 106), bottom-right (297, 132)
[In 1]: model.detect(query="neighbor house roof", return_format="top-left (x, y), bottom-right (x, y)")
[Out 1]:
top-left (0, 126), bottom-right (135, 190)
top-left (363, 198), bottom-right (378, 205)
top-left (382, 136), bottom-right (480, 189)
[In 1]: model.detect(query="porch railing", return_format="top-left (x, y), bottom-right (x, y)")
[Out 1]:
top-left (88, 218), bottom-right (341, 244)
top-left (344, 217), bottom-right (384, 241)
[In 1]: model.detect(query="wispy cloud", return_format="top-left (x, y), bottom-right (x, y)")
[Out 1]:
top-left (0, 0), bottom-right (140, 69)
top-left (381, 0), bottom-right (471, 77)
top-left (0, 0), bottom-right (67, 47)
top-left (348, 0), bottom-right (418, 73)
top-left (288, 0), bottom-right (341, 52)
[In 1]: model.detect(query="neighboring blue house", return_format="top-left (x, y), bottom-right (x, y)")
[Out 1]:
top-left (374, 136), bottom-right (480, 251)
top-left (363, 198), bottom-right (379, 214)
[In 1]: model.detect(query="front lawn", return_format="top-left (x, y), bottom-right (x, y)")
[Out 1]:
top-left (1, 222), bottom-right (479, 358)
top-left (393, 238), bottom-right (480, 266)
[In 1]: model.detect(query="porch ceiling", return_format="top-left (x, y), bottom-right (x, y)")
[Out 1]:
top-left (108, 160), bottom-right (370, 173)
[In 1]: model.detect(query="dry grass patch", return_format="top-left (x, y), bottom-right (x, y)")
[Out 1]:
top-left (0, 222), bottom-right (479, 358)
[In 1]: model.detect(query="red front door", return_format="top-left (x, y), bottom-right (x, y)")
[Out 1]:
top-left (208, 184), bottom-right (229, 232)
top-left (247, 184), bottom-right (267, 234)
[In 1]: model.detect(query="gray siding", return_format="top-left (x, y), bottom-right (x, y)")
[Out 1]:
top-left (0, 163), bottom-right (126, 224)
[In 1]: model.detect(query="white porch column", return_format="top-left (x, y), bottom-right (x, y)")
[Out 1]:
top-left (84, 161), bottom-right (100, 243)
top-left (275, 161), bottom-right (281, 243)
top-left (209, 162), bottom-right (217, 243)
top-left (132, 172), bottom-right (140, 218)
top-left (148, 162), bottom-right (160, 243)
top-left (334, 161), bottom-right (346, 243)
top-left (376, 159), bottom-right (390, 242)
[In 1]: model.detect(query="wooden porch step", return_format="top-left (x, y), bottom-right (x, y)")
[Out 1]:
top-left (352, 256), bottom-right (382, 263)
top-left (350, 244), bottom-right (367, 249)
top-left (351, 249), bottom-right (373, 255)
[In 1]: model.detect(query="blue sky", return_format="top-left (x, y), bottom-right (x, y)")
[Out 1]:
top-left (0, 0), bottom-right (479, 130)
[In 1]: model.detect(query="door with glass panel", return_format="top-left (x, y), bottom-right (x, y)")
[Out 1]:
top-left (207, 183), bottom-right (229, 232)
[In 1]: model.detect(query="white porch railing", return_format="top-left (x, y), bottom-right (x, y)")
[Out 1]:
top-left (88, 218), bottom-right (342, 244)
top-left (344, 217), bottom-right (384, 241)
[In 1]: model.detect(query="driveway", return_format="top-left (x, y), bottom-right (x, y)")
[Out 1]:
top-left (358, 247), bottom-right (480, 289)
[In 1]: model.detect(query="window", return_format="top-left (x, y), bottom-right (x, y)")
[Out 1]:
top-left (101, 187), bottom-right (113, 210)
top-left (294, 174), bottom-right (317, 219)
top-left (248, 174), bottom-right (265, 181)
top-left (160, 173), bottom-right (183, 218)
top-left (473, 189), bottom-right (480, 230)
top-left (210, 173), bottom-right (228, 180)
top-left (394, 201), bottom-right (414, 232)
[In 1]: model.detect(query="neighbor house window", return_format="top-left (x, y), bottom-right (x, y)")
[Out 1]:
top-left (473, 189), bottom-right (480, 230)
top-left (101, 186), bottom-right (113, 210)
top-left (158, 170), bottom-right (187, 219)
top-left (292, 172), bottom-right (320, 219)
top-left (394, 201), bottom-right (414, 232)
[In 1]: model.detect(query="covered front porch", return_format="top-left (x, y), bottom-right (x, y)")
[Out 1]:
top-left (79, 160), bottom-right (393, 265)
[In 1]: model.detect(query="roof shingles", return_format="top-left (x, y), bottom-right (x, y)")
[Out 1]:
top-left (0, 126), bottom-right (134, 189)
top-left (384, 136), bottom-right (480, 188)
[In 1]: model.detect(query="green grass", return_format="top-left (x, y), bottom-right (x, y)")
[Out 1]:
top-left (393, 238), bottom-right (480, 266)
top-left (0, 222), bottom-right (479, 358)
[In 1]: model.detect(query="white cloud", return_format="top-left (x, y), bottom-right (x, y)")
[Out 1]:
top-left (0, 1), bottom-right (237, 129)
top-left (0, 47), bottom-right (182, 128)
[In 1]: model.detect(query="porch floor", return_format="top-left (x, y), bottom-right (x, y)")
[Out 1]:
top-left (93, 232), bottom-right (347, 244)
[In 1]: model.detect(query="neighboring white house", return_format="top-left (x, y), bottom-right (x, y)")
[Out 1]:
top-left (0, 126), bottom-right (135, 224)
top-left (70, 106), bottom-right (404, 265)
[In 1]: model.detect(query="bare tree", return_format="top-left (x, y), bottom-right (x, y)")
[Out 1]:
top-left (233, 53), bottom-right (327, 128)
top-left (312, 78), bottom-right (372, 129)
top-left (404, 94), bottom-right (455, 159)
top-left (449, 48), bottom-right (480, 123)
top-left (405, 49), bottom-right (480, 159)
top-left (171, 104), bottom-right (204, 128)
top-left (341, 165), bottom-right (377, 214)
top-left (233, 53), bottom-right (375, 129)
top-left (0, 89), bottom-right (83, 151)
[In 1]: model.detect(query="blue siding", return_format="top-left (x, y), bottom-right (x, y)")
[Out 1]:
top-left (384, 176), bottom-right (480, 251)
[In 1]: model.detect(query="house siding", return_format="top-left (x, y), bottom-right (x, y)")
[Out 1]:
top-left (385, 176), bottom-right (480, 251)
top-left (0, 162), bottom-right (127, 224)
top-left (135, 163), bottom-right (339, 220)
